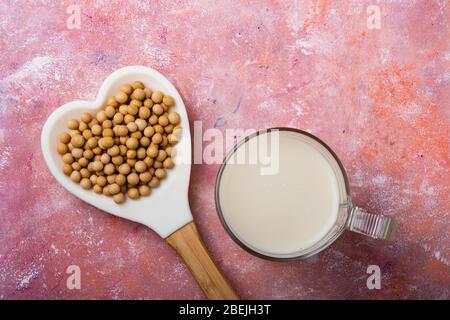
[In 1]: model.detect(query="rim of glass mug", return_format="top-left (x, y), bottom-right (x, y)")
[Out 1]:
top-left (214, 127), bottom-right (395, 261)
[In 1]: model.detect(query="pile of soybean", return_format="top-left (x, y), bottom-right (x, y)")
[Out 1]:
top-left (57, 81), bottom-right (181, 204)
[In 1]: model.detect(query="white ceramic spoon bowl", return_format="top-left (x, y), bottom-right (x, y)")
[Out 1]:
top-left (41, 66), bottom-right (238, 299)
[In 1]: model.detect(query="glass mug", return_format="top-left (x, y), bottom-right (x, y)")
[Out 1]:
top-left (215, 128), bottom-right (395, 261)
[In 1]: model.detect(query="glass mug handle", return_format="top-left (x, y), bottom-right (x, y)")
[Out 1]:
top-left (346, 207), bottom-right (396, 240)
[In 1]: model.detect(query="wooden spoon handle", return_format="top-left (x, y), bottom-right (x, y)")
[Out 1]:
top-left (166, 222), bottom-right (239, 300)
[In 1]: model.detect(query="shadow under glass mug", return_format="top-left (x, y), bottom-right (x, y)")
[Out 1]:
top-left (215, 128), bottom-right (395, 261)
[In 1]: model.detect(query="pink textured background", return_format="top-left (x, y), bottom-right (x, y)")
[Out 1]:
top-left (0, 1), bottom-right (449, 299)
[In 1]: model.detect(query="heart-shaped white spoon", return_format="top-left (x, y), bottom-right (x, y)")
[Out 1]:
top-left (41, 66), bottom-right (238, 300)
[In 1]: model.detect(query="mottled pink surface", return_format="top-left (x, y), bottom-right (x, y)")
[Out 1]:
top-left (0, 1), bottom-right (449, 299)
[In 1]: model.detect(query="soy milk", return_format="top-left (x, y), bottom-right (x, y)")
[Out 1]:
top-left (218, 131), bottom-right (340, 256)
